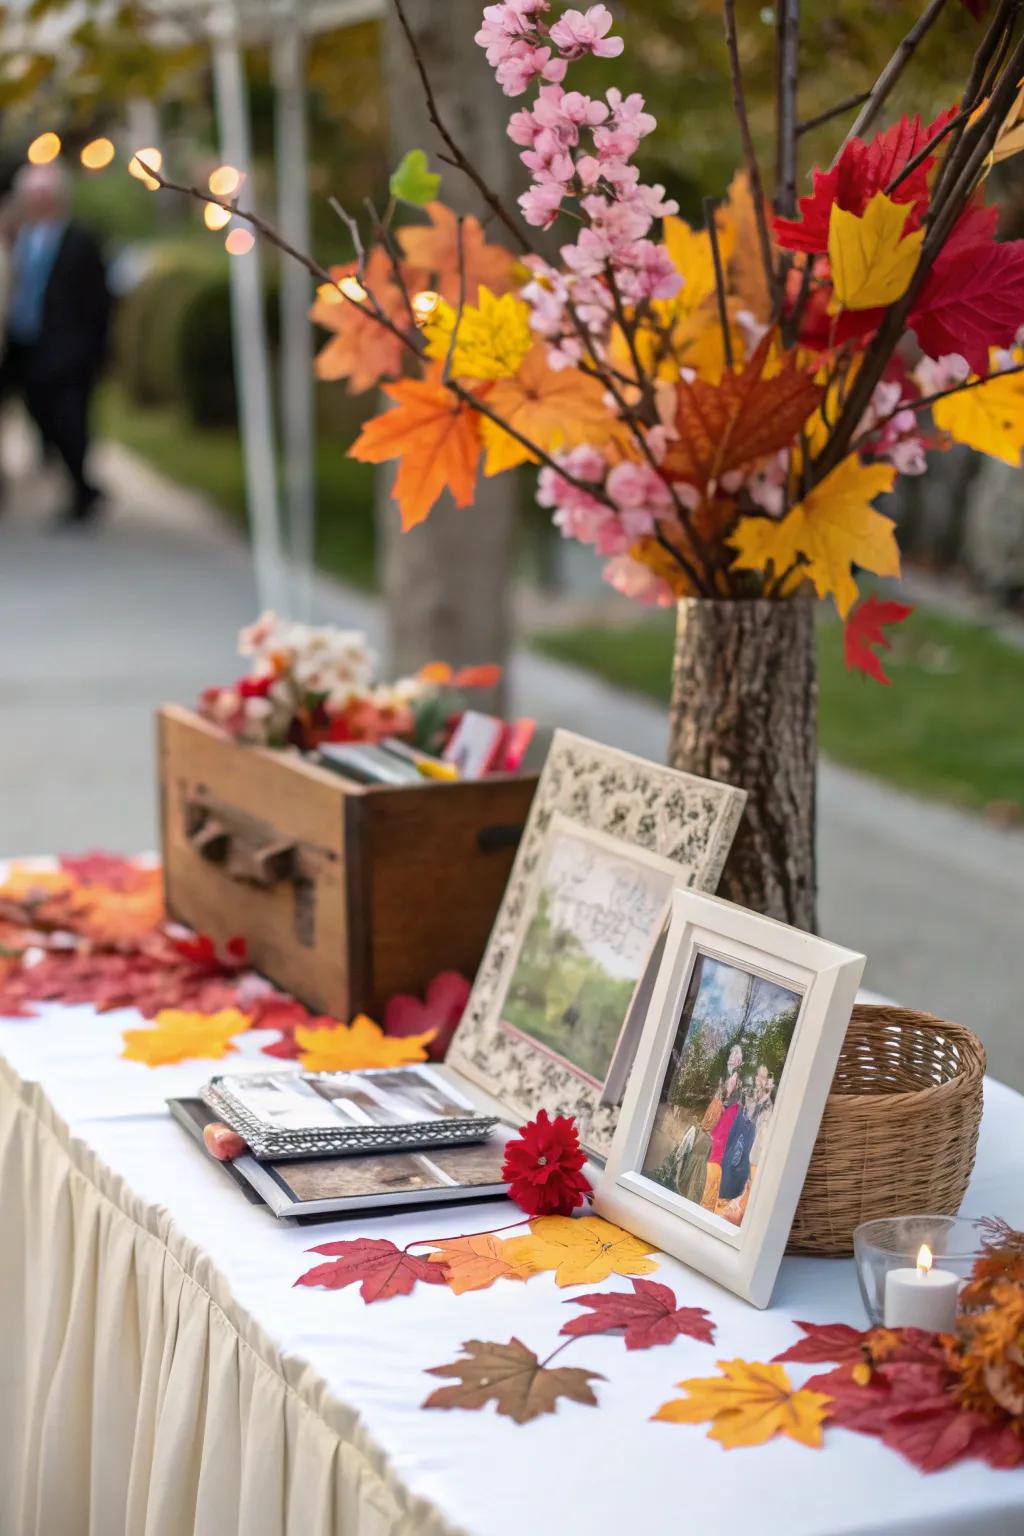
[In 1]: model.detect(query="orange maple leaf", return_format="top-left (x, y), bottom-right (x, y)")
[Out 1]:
top-left (662, 335), bottom-right (822, 494)
top-left (349, 372), bottom-right (482, 531)
top-left (397, 202), bottom-right (516, 304)
top-left (481, 344), bottom-right (616, 474)
top-left (427, 1233), bottom-right (533, 1294)
top-left (311, 248), bottom-right (418, 395)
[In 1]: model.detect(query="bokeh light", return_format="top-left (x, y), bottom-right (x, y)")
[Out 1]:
top-left (412, 289), bottom-right (441, 323)
top-left (128, 147), bottom-right (162, 190)
top-left (80, 137), bottom-right (115, 171)
top-left (208, 164), bottom-right (241, 197)
top-left (225, 228), bottom-right (255, 256)
top-left (27, 132), bottom-right (61, 166)
top-left (204, 202), bottom-right (232, 231)
top-left (338, 275), bottom-right (367, 303)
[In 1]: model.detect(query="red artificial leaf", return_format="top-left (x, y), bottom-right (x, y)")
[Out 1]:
top-left (58, 851), bottom-right (151, 891)
top-left (880, 1403), bottom-right (984, 1473)
top-left (911, 238), bottom-right (1024, 375)
top-left (560, 1278), bottom-right (716, 1350)
top-left (772, 1319), bottom-right (872, 1365)
top-left (805, 1363), bottom-right (897, 1435)
top-left (294, 1236), bottom-right (448, 1302)
top-left (972, 1421), bottom-right (1024, 1468)
top-left (383, 970), bottom-right (471, 1061)
top-left (843, 595), bottom-right (914, 684)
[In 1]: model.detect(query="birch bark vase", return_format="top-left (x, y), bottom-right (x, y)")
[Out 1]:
top-left (667, 597), bottom-right (817, 932)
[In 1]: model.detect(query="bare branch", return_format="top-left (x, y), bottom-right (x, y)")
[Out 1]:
top-left (328, 197), bottom-right (366, 274)
top-left (837, 0), bottom-right (951, 154)
top-left (723, 0), bottom-right (777, 302)
top-left (795, 90), bottom-right (871, 139)
top-left (774, 0), bottom-right (800, 216)
top-left (704, 195), bottom-right (734, 371)
top-left (443, 215), bottom-right (467, 383)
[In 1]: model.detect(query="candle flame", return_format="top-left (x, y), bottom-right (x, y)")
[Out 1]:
top-left (917, 1243), bottom-right (933, 1277)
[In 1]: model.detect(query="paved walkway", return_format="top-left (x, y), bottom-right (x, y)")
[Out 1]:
top-left (2, 434), bottom-right (1023, 1090)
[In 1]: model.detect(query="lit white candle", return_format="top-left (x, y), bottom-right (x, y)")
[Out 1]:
top-left (883, 1243), bottom-right (959, 1331)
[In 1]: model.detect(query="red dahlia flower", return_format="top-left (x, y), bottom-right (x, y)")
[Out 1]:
top-left (501, 1109), bottom-right (592, 1218)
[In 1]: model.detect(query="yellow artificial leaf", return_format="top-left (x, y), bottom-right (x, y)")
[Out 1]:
top-left (990, 78), bottom-right (1024, 165)
top-left (479, 344), bottom-right (616, 474)
top-left (729, 457), bottom-right (899, 617)
top-left (662, 212), bottom-right (735, 316)
top-left (295, 1014), bottom-right (436, 1072)
top-left (828, 192), bottom-right (923, 311)
top-left (122, 1007), bottom-right (250, 1068)
top-left (423, 287), bottom-right (533, 380)
top-left (428, 1233), bottom-right (533, 1294)
top-left (932, 362), bottom-right (1024, 466)
top-left (503, 1215), bottom-right (658, 1288)
top-left (653, 1359), bottom-right (831, 1450)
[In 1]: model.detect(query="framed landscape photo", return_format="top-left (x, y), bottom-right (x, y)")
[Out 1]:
top-left (595, 888), bottom-right (864, 1307)
top-left (446, 730), bottom-right (747, 1157)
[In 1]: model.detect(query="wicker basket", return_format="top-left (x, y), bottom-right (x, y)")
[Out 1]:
top-left (787, 1004), bottom-right (986, 1257)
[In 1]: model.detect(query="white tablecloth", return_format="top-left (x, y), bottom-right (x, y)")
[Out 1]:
top-left (1, 1000), bottom-right (1023, 1536)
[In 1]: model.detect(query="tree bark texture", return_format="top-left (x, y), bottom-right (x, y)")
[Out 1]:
top-left (667, 598), bottom-right (818, 931)
top-left (378, 0), bottom-right (518, 690)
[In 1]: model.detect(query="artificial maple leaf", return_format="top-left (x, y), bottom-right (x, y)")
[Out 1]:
top-left (911, 240), bottom-right (1024, 375)
top-left (423, 1337), bottom-right (603, 1424)
top-left (295, 1236), bottom-right (447, 1301)
top-left (383, 969), bottom-right (472, 1061)
top-left (121, 1006), bottom-right (250, 1067)
top-left (423, 287), bottom-right (533, 380)
top-left (662, 335), bottom-right (821, 494)
top-left (311, 248), bottom-right (413, 395)
top-left (479, 344), bottom-right (616, 474)
top-left (653, 1359), bottom-right (831, 1449)
top-left (396, 202), bottom-right (515, 303)
top-left (294, 1013), bottom-right (436, 1072)
top-left (725, 171), bottom-right (772, 322)
top-left (561, 1278), bottom-right (715, 1350)
top-left (58, 851), bottom-right (152, 891)
top-left (772, 1319), bottom-right (873, 1366)
top-left (661, 210), bottom-right (735, 316)
top-left (427, 1233), bottom-right (533, 1294)
top-left (503, 1215), bottom-right (658, 1288)
top-left (933, 358), bottom-right (1024, 464)
top-left (828, 192), bottom-right (923, 311)
top-left (843, 594), bottom-right (914, 685)
top-left (729, 458), bottom-right (899, 617)
top-left (349, 373), bottom-right (481, 530)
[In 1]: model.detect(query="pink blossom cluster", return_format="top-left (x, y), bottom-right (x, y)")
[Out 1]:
top-left (476, 2), bottom-right (622, 96)
top-left (860, 378), bottom-right (929, 477)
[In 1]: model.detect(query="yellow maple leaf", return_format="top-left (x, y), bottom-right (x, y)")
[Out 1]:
top-left (662, 212), bottom-right (735, 317)
top-left (653, 1359), bottom-right (831, 1449)
top-left (932, 359), bottom-right (1024, 465)
top-left (503, 1215), bottom-right (658, 1288)
top-left (121, 1007), bottom-right (250, 1068)
top-left (480, 344), bottom-right (616, 474)
top-left (729, 457), bottom-right (899, 617)
top-left (423, 287), bottom-right (533, 380)
top-left (295, 1014), bottom-right (436, 1072)
top-left (828, 191), bottom-right (923, 311)
top-left (427, 1233), bottom-right (533, 1294)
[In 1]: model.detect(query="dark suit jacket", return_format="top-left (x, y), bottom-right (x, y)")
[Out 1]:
top-left (14, 221), bottom-right (112, 385)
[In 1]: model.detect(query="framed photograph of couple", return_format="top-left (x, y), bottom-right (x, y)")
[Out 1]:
top-left (446, 730), bottom-right (747, 1157)
top-left (596, 889), bottom-right (864, 1307)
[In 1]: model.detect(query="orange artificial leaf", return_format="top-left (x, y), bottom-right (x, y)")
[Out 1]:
top-left (311, 248), bottom-right (415, 395)
top-left (480, 344), bottom-right (616, 474)
top-left (294, 1013), bottom-right (436, 1071)
top-left (349, 373), bottom-right (482, 530)
top-left (663, 335), bottom-right (822, 494)
top-left (726, 171), bottom-right (773, 323)
top-left (121, 1006), bottom-right (250, 1067)
top-left (71, 870), bottom-right (165, 946)
top-left (653, 1359), bottom-right (831, 1449)
top-left (428, 1233), bottom-right (533, 1294)
top-left (397, 202), bottom-right (516, 303)
top-left (418, 661), bottom-right (454, 684)
top-left (451, 663), bottom-right (502, 689)
top-left (628, 536), bottom-right (699, 598)
top-left (424, 1337), bottom-right (603, 1423)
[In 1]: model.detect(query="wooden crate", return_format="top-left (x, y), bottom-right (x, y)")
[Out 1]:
top-left (158, 705), bottom-right (538, 1019)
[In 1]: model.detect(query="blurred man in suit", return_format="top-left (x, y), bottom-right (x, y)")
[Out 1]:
top-left (1, 160), bottom-right (111, 524)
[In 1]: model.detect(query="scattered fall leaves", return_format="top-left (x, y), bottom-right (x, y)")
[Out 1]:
top-left (561, 1278), bottom-right (715, 1350)
top-left (294, 1013), bottom-right (436, 1072)
top-left (423, 1337), bottom-right (603, 1424)
top-left (653, 1359), bottom-right (832, 1450)
top-left (504, 1215), bottom-right (659, 1288)
top-left (295, 1236), bottom-right (448, 1302)
top-left (121, 1006), bottom-right (250, 1067)
top-left (427, 1233), bottom-right (533, 1295)
top-left (349, 373), bottom-right (482, 531)
top-left (843, 594), bottom-right (914, 685)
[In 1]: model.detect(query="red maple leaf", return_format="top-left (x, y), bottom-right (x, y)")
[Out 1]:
top-left (773, 111), bottom-right (955, 254)
top-left (772, 1319), bottom-right (871, 1365)
top-left (294, 1237), bottom-right (448, 1302)
top-left (560, 1278), bottom-right (715, 1350)
top-left (58, 851), bottom-right (151, 891)
top-left (383, 970), bottom-right (471, 1062)
top-left (911, 237), bottom-right (1024, 374)
top-left (844, 595), bottom-right (914, 684)
top-left (880, 1402), bottom-right (985, 1472)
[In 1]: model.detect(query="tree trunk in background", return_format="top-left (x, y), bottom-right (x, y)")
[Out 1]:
top-left (667, 598), bottom-right (818, 932)
top-left (379, 0), bottom-right (518, 688)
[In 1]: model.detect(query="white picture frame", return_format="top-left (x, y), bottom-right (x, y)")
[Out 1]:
top-left (446, 730), bottom-right (747, 1158)
top-left (595, 888), bottom-right (864, 1308)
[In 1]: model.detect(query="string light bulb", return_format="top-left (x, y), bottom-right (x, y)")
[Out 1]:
top-left (209, 164), bottom-right (242, 197)
top-left (27, 131), bottom-right (61, 166)
top-left (338, 275), bottom-right (367, 303)
top-left (411, 288), bottom-right (440, 323)
top-left (80, 137), bottom-right (115, 171)
top-left (128, 147), bottom-right (162, 190)
top-left (225, 228), bottom-right (255, 256)
top-left (204, 202), bottom-right (232, 232)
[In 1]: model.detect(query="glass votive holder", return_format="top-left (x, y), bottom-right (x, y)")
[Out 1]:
top-left (853, 1214), bottom-right (983, 1327)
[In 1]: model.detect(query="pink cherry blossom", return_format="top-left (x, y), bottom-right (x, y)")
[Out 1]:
top-left (548, 5), bottom-right (624, 58)
top-left (519, 181), bottom-right (566, 228)
top-left (603, 554), bottom-right (675, 606)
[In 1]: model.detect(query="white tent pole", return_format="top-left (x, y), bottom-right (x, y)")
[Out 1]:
top-left (272, 3), bottom-right (316, 621)
top-left (210, 1), bottom-right (290, 616)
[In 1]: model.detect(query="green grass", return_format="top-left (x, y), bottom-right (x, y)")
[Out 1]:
top-left (531, 606), bottom-right (1024, 817)
top-left (98, 385), bottom-right (377, 589)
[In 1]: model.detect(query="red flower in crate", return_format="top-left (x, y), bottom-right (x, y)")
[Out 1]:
top-left (501, 1109), bottom-right (592, 1218)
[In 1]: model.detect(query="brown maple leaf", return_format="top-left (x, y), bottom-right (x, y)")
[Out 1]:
top-left (423, 1337), bottom-right (603, 1424)
top-left (662, 334), bottom-right (821, 494)
top-left (294, 1236), bottom-right (447, 1302)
